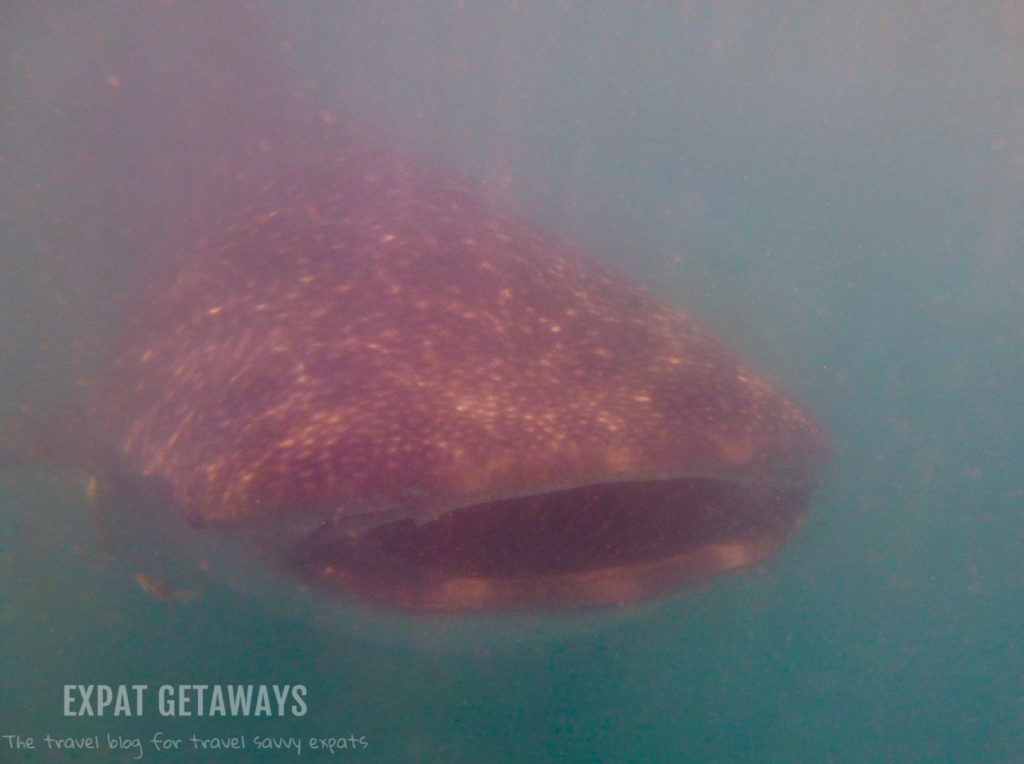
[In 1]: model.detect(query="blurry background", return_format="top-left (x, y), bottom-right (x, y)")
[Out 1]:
top-left (1, 2), bottom-right (1021, 761)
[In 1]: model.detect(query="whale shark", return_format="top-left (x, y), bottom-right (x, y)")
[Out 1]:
top-left (8, 3), bottom-right (830, 620)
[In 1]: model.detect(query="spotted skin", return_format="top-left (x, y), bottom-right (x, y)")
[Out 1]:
top-left (94, 145), bottom-right (825, 544)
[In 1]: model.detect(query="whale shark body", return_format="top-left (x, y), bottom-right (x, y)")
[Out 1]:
top-left (15, 3), bottom-right (830, 622)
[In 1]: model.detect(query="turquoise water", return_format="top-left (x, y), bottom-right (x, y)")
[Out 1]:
top-left (2, 3), bottom-right (1022, 762)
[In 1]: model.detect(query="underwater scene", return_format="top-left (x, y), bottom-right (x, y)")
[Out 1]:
top-left (1, 3), bottom-right (1021, 762)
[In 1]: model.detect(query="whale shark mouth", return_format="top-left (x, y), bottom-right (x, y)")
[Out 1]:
top-left (290, 475), bottom-right (811, 613)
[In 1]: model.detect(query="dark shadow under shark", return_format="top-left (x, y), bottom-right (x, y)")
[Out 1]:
top-left (9, 3), bottom-right (829, 619)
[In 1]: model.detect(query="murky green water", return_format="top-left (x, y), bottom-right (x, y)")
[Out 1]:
top-left (2, 3), bottom-right (1022, 761)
